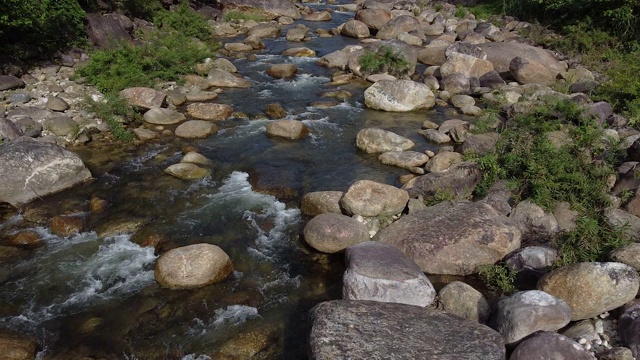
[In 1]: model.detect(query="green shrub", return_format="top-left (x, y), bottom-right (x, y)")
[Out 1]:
top-left (0, 0), bottom-right (86, 58)
top-left (154, 2), bottom-right (211, 41)
top-left (454, 5), bottom-right (469, 18)
top-left (358, 46), bottom-right (410, 77)
top-left (84, 94), bottom-right (136, 142)
top-left (223, 9), bottom-right (269, 22)
top-left (78, 30), bottom-right (214, 94)
top-left (478, 263), bottom-right (517, 294)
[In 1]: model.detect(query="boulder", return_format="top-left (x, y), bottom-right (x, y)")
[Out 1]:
top-left (509, 200), bottom-right (560, 237)
top-left (266, 64), bottom-right (297, 79)
top-left (247, 23), bottom-right (281, 38)
top-left (303, 213), bottom-right (369, 253)
top-left (45, 116), bottom-right (78, 137)
top-left (0, 139), bottom-right (92, 205)
top-left (6, 230), bottom-right (44, 249)
top-left (479, 42), bottom-right (565, 78)
top-left (309, 300), bottom-right (505, 360)
top-left (618, 299), bottom-right (640, 358)
top-left (119, 87), bottom-right (166, 110)
top-left (220, 0), bottom-right (300, 19)
top-left (340, 19), bottom-right (370, 38)
top-left (224, 42), bottom-right (253, 52)
top-left (143, 108), bottom-right (186, 125)
top-left (286, 26), bottom-right (308, 42)
top-left (0, 75), bottom-right (25, 91)
top-left (343, 241), bottom-right (436, 307)
top-left (355, 128), bottom-right (414, 153)
top-left (403, 161), bottom-right (482, 199)
top-left (340, 180), bottom-right (409, 217)
top-left (441, 73), bottom-right (471, 94)
top-left (265, 120), bottom-right (309, 140)
top-left (378, 151), bottom-right (429, 171)
top-left (460, 133), bottom-right (500, 155)
top-left (506, 246), bottom-right (557, 272)
top-left (374, 201), bottom-right (521, 275)
top-left (46, 97), bottom-right (70, 112)
top-left (207, 68), bottom-right (252, 88)
top-left (0, 118), bottom-right (22, 141)
top-left (86, 13), bottom-right (132, 48)
top-left (424, 152), bottom-right (463, 173)
top-left (133, 128), bottom-right (158, 141)
top-left (355, 9), bottom-right (393, 31)
top-left (186, 103), bottom-right (233, 121)
top-left (605, 208), bottom-right (640, 241)
top-left (417, 45), bottom-right (448, 66)
top-left (439, 281), bottom-right (491, 323)
top-left (155, 243), bottom-right (233, 289)
top-left (420, 129), bottom-right (452, 144)
top-left (181, 152), bottom-right (212, 166)
top-left (282, 47), bottom-right (315, 57)
top-left (376, 15), bottom-right (420, 40)
top-left (440, 53), bottom-right (494, 79)
top-left (164, 163), bottom-right (211, 180)
top-left (610, 243), bottom-right (640, 271)
top-left (510, 57), bottom-right (557, 85)
top-left (300, 191), bottom-right (343, 216)
top-left (509, 331), bottom-right (596, 360)
top-left (317, 46), bottom-right (361, 69)
top-left (175, 120), bottom-right (218, 139)
top-left (364, 80), bottom-right (435, 112)
top-left (0, 330), bottom-right (38, 360)
top-left (50, 214), bottom-right (85, 237)
top-left (304, 11), bottom-right (331, 21)
top-left (538, 262), bottom-right (640, 320)
top-left (492, 290), bottom-right (572, 345)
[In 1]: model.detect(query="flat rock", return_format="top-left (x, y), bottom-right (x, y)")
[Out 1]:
top-left (164, 163), bottom-right (211, 180)
top-left (186, 103), bottom-right (233, 121)
top-left (304, 11), bottom-right (331, 21)
top-left (301, 191), bottom-right (344, 217)
top-left (309, 300), bottom-right (505, 360)
top-left (175, 120), bottom-right (218, 139)
top-left (355, 128), bottom-right (414, 153)
top-left (0, 75), bottom-right (25, 91)
top-left (207, 68), bottom-right (252, 88)
top-left (610, 243), bottom-right (640, 271)
top-left (364, 80), bottom-right (435, 112)
top-left (439, 281), bottom-right (490, 323)
top-left (143, 108), bottom-right (186, 125)
top-left (343, 241), bottom-right (436, 307)
top-left (133, 128), bottom-right (159, 140)
top-left (303, 213), bottom-right (369, 253)
top-left (282, 47), bottom-right (315, 57)
top-left (155, 243), bottom-right (233, 289)
top-left (420, 128), bottom-right (452, 144)
top-left (538, 262), bottom-right (640, 320)
top-left (374, 201), bottom-right (521, 275)
top-left (45, 116), bottom-right (78, 137)
top-left (119, 87), bottom-right (166, 110)
top-left (46, 96), bottom-right (70, 112)
top-left (340, 180), bottom-right (409, 217)
top-left (378, 151), bottom-right (429, 170)
top-left (0, 139), bottom-right (92, 205)
top-left (266, 119), bottom-right (309, 139)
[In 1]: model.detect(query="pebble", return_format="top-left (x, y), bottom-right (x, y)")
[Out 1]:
top-left (578, 338), bottom-right (587, 345)
top-left (354, 215), bottom-right (364, 223)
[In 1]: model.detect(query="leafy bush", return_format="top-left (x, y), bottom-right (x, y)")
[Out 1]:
top-left (478, 263), bottom-right (517, 294)
top-left (0, 0), bottom-right (86, 58)
top-left (77, 30), bottom-right (214, 94)
top-left (154, 2), bottom-right (212, 41)
top-left (358, 46), bottom-right (410, 77)
top-left (555, 216), bottom-right (630, 266)
top-left (223, 10), bottom-right (268, 22)
top-left (84, 94), bottom-right (136, 142)
top-left (78, 0), bottom-right (162, 20)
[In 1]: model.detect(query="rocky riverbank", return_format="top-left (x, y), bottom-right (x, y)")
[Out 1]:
top-left (2, 0), bottom-right (640, 358)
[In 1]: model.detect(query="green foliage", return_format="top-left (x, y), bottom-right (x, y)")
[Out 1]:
top-left (472, 153), bottom-right (505, 197)
top-left (223, 10), bottom-right (268, 22)
top-left (84, 95), bottom-right (135, 142)
top-left (358, 46), bottom-right (410, 77)
top-left (423, 188), bottom-right (458, 206)
top-left (468, 2), bottom-right (504, 19)
top-left (471, 108), bottom-right (502, 134)
top-left (78, 0), bottom-right (162, 20)
top-left (454, 5), bottom-right (469, 18)
top-left (0, 0), bottom-right (86, 58)
top-left (554, 216), bottom-right (630, 266)
top-left (78, 30), bottom-right (214, 94)
top-left (478, 263), bottom-right (517, 294)
top-left (154, 2), bottom-right (212, 41)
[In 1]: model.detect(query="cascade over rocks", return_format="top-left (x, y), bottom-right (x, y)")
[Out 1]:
top-left (374, 201), bottom-right (521, 275)
top-left (309, 300), bottom-right (506, 360)
top-left (0, 139), bottom-right (92, 206)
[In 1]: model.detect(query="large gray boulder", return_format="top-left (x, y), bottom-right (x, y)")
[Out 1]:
top-left (340, 180), bottom-right (409, 217)
top-left (492, 290), bottom-right (572, 345)
top-left (374, 201), bottom-right (521, 275)
top-left (119, 87), bottom-right (166, 110)
top-left (355, 9), bottom-right (392, 31)
top-left (309, 300), bottom-right (505, 360)
top-left (440, 52), bottom-right (494, 79)
top-left (303, 213), bottom-right (370, 253)
top-left (376, 15), bottom-right (420, 40)
top-left (220, 0), bottom-right (300, 19)
top-left (538, 262), bottom-right (640, 320)
top-left (154, 243), bottom-right (233, 289)
top-left (340, 19), bottom-right (371, 38)
top-left (343, 242), bottom-right (436, 307)
top-left (355, 128), bottom-right (414, 153)
top-left (364, 80), bottom-right (435, 112)
top-left (0, 139), bottom-right (92, 205)
top-left (479, 42), bottom-right (565, 78)
top-left (509, 331), bottom-right (596, 360)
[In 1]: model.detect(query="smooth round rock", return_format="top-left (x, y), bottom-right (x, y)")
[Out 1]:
top-left (266, 64), bottom-right (298, 79)
top-left (164, 163), bottom-right (211, 180)
top-left (300, 191), bottom-right (344, 217)
top-left (439, 281), bottom-right (490, 323)
top-left (186, 103), bottom-right (233, 121)
top-left (356, 128), bottom-right (414, 154)
top-left (143, 108), bottom-right (186, 125)
top-left (46, 97), bottom-right (70, 112)
top-left (303, 213), bottom-right (369, 253)
top-left (175, 120), bottom-right (218, 139)
top-left (340, 180), bottom-right (409, 217)
top-left (265, 120), bottom-right (309, 140)
top-left (154, 243), bottom-right (233, 289)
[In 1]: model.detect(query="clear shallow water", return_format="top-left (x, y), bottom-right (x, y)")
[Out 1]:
top-left (0, 3), bottom-right (456, 358)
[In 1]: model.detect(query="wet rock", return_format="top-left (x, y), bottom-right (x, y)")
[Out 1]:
top-left (0, 139), bottom-right (92, 205)
top-left (50, 214), bottom-right (85, 237)
top-left (214, 323), bottom-right (277, 359)
top-left (0, 330), bottom-right (38, 360)
top-left (460, 132), bottom-right (500, 155)
top-left (143, 108), bottom-right (185, 125)
top-left (46, 96), bottom-right (70, 112)
top-left (305, 11), bottom-right (331, 21)
top-left (510, 57), bottom-right (557, 86)
top-left (610, 243), bottom-right (640, 271)
top-left (0, 202), bottom-right (18, 220)
top-left (364, 79), bottom-right (435, 112)
top-left (45, 116), bottom-right (79, 137)
top-left (175, 120), bottom-right (218, 139)
top-left (424, 152), bottom-right (463, 173)
top-left (207, 68), bottom-right (252, 88)
top-left (95, 215), bottom-right (148, 238)
top-left (181, 152), bottom-right (212, 166)
top-left (186, 103), bottom-right (233, 121)
top-left (220, 0), bottom-right (300, 19)
top-left (282, 47), bottom-right (316, 57)
top-left (538, 262), bottom-right (640, 320)
top-left (266, 64), bottom-right (297, 79)
top-left (266, 119), bottom-right (309, 139)
top-left (286, 26), bottom-right (308, 41)
top-left (492, 290), bottom-right (572, 345)
top-left (89, 196), bottom-right (108, 213)
top-left (376, 15), bottom-right (420, 40)
top-left (343, 241), bottom-right (436, 307)
top-left (509, 200), bottom-right (560, 237)
top-left (355, 9), bottom-right (392, 31)
top-left (0, 75), bottom-right (25, 91)
top-left (6, 230), bottom-right (44, 249)
top-left (438, 281), bottom-right (490, 323)
top-left (303, 213), bottom-right (369, 253)
top-left (378, 151), bottom-right (429, 171)
top-left (340, 180), bottom-right (409, 217)
top-left (340, 19), bottom-right (370, 38)
top-left (509, 331), bottom-right (596, 360)
top-left (355, 128), bottom-right (414, 153)
top-left (301, 191), bottom-right (344, 216)
top-left (155, 243), bottom-right (233, 289)
top-left (164, 163), bottom-right (211, 180)
top-left (119, 87), bottom-right (166, 110)
top-left (403, 161), bottom-right (482, 199)
top-left (265, 103), bottom-right (286, 119)
top-left (374, 201), bottom-right (521, 275)
top-left (309, 300), bottom-right (505, 360)
top-left (479, 42), bottom-right (565, 78)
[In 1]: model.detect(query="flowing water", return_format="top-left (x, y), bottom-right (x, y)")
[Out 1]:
top-left (0, 3), bottom-right (462, 358)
